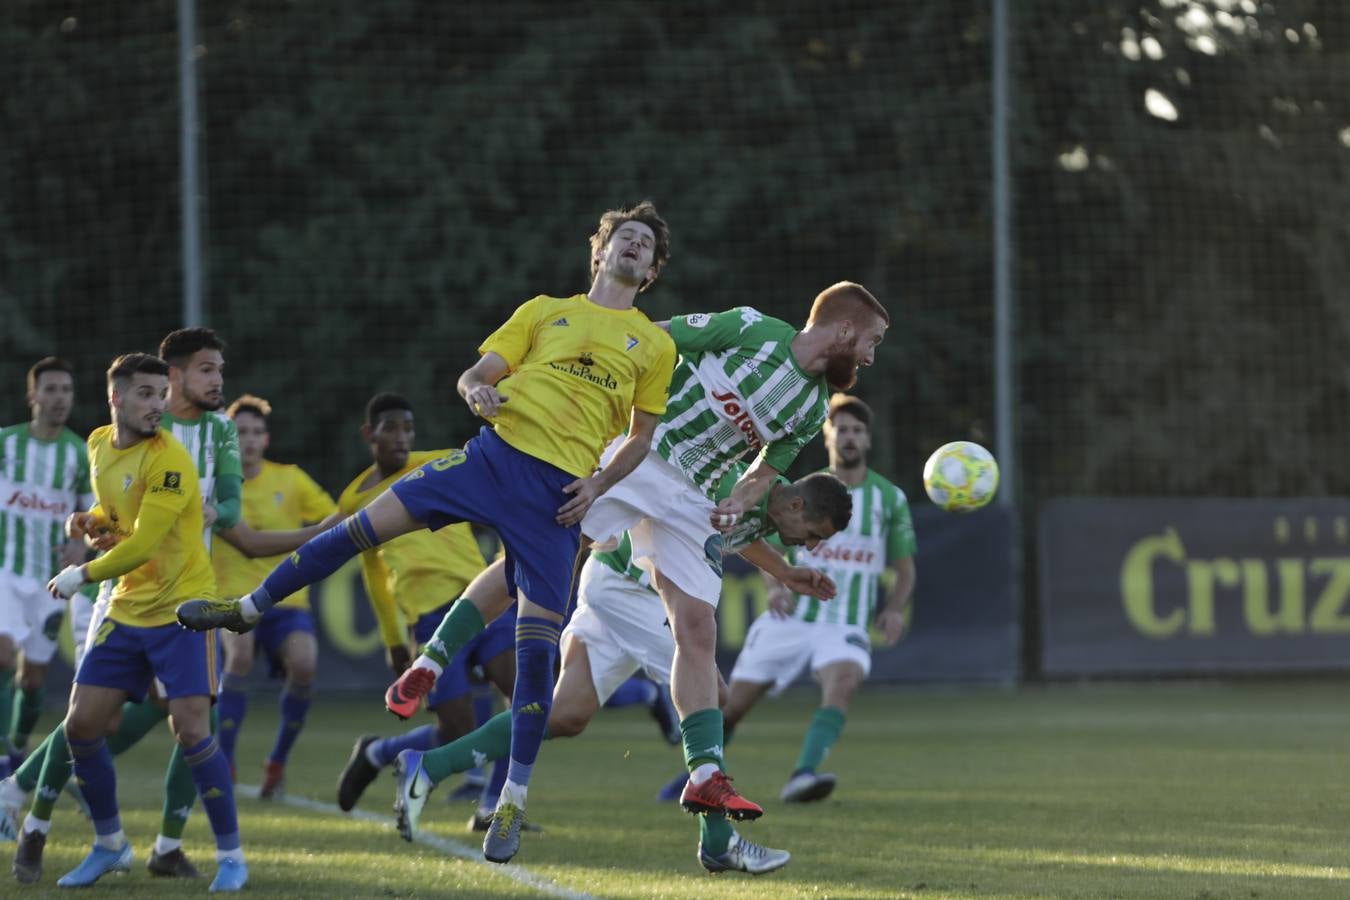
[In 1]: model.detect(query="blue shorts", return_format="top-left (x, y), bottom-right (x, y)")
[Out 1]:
top-left (391, 427), bottom-right (582, 616)
top-left (414, 601), bottom-right (517, 705)
top-left (254, 606), bottom-right (316, 679)
top-left (77, 618), bottom-right (219, 702)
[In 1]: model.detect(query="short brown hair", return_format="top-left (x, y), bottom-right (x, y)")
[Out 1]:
top-left (826, 393), bottom-right (872, 430)
top-left (28, 357), bottom-right (73, 393)
top-left (159, 327), bottom-right (225, 367)
top-left (589, 200), bottom-right (671, 292)
top-left (806, 281), bottom-right (888, 328)
top-left (227, 394), bottom-right (272, 421)
top-left (107, 353), bottom-right (169, 388)
top-left (795, 472), bottom-right (854, 532)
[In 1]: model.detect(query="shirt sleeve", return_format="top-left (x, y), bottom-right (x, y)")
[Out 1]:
top-left (759, 402), bottom-right (827, 475)
top-left (478, 297), bottom-right (544, 370)
top-left (358, 548), bottom-right (405, 649)
top-left (668, 307), bottom-right (763, 354)
top-left (212, 473), bottom-right (242, 530)
top-left (632, 334), bottom-right (677, 415)
top-left (887, 486), bottom-right (918, 561)
top-left (295, 467), bottom-right (338, 523)
top-left (214, 416), bottom-right (243, 482)
top-left (85, 448), bottom-right (196, 583)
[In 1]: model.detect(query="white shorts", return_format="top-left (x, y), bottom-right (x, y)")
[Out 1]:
top-left (581, 448), bottom-right (723, 606)
top-left (0, 572), bottom-right (67, 665)
top-left (69, 589), bottom-right (99, 672)
top-left (562, 558), bottom-right (675, 704)
top-left (730, 614), bottom-right (872, 696)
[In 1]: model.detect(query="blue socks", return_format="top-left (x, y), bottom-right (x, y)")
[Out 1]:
top-left (605, 676), bottom-right (658, 709)
top-left (217, 673), bottom-right (248, 765)
top-left (255, 512), bottom-right (378, 613)
top-left (183, 736), bottom-right (241, 853)
top-left (269, 681), bottom-right (312, 765)
top-left (68, 736), bottom-right (120, 837)
top-left (370, 725), bottom-right (439, 768)
top-left (506, 617), bottom-right (561, 788)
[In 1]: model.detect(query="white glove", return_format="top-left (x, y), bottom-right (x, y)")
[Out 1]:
top-left (48, 565), bottom-right (87, 599)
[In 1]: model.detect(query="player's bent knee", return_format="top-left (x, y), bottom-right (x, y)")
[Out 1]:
top-left (545, 708), bottom-right (588, 738)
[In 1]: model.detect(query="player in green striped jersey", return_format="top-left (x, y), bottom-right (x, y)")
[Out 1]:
top-left (723, 393), bottom-right (915, 803)
top-left (392, 465), bottom-right (851, 874)
top-left (0, 358), bottom-right (93, 791)
top-left (582, 283), bottom-right (888, 835)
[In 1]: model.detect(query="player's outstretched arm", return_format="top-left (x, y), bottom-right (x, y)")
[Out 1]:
top-left (739, 539), bottom-right (836, 601)
top-left (556, 409), bottom-right (659, 526)
top-left (457, 352), bottom-right (511, 419)
top-left (215, 509), bottom-right (342, 559)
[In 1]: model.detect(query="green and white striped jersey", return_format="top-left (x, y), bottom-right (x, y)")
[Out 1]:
top-left (0, 424), bottom-right (93, 579)
top-left (593, 462), bottom-right (783, 587)
top-left (657, 308), bottom-right (829, 498)
top-left (788, 469), bottom-right (915, 628)
top-left (161, 410), bottom-right (241, 550)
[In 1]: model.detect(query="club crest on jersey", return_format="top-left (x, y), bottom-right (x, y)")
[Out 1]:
top-left (625, 334), bottom-right (639, 352)
top-left (579, 352), bottom-right (595, 367)
top-left (274, 492), bottom-right (284, 506)
top-left (122, 474), bottom-right (134, 493)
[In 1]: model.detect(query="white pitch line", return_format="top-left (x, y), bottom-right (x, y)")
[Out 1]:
top-left (238, 784), bottom-right (594, 900)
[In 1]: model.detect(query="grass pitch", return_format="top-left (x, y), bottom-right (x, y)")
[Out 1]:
top-left (8, 679), bottom-right (1349, 898)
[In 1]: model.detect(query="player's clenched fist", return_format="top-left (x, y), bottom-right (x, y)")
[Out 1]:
top-left (710, 498), bottom-right (743, 532)
top-left (464, 384), bottom-right (508, 419)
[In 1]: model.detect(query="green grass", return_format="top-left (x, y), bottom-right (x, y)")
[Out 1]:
top-left (9, 680), bottom-right (1350, 898)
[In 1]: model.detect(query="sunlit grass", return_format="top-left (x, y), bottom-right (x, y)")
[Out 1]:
top-left (8, 679), bottom-right (1349, 897)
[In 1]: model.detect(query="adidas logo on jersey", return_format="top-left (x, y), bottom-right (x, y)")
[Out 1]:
top-left (550, 318), bottom-right (569, 327)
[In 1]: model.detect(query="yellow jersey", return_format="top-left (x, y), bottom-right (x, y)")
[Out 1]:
top-left (479, 294), bottom-right (675, 478)
top-left (212, 460), bottom-right (336, 608)
top-left (84, 425), bottom-right (216, 627)
top-left (339, 450), bottom-right (487, 648)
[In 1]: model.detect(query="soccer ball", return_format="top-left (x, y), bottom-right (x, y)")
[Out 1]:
top-left (923, 441), bottom-right (999, 512)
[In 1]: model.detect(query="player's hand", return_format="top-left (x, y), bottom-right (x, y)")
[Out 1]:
top-left (710, 498), bottom-right (743, 533)
top-left (56, 539), bottom-right (86, 568)
top-left (87, 530), bottom-right (119, 552)
top-left (465, 385), bottom-right (508, 419)
top-left (201, 502), bottom-right (219, 529)
top-left (876, 608), bottom-right (907, 645)
top-left (66, 512), bottom-right (99, 541)
top-left (386, 644), bottom-right (412, 675)
top-left (780, 565), bottom-right (835, 601)
top-left (48, 565), bottom-right (87, 599)
top-left (557, 476), bottom-right (602, 526)
top-left (767, 584), bottom-right (796, 618)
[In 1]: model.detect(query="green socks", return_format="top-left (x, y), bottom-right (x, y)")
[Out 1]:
top-left (0, 669), bottom-right (13, 756)
top-left (422, 599), bottom-right (486, 670)
top-left (15, 726), bottom-right (55, 792)
top-left (680, 708), bottom-right (725, 772)
top-left (794, 705), bottom-right (846, 773)
top-left (421, 709), bottom-right (553, 785)
top-left (11, 685), bottom-right (43, 750)
top-left (29, 725), bottom-right (70, 821)
top-left (106, 698), bottom-right (169, 754)
top-left (700, 812), bottom-right (734, 857)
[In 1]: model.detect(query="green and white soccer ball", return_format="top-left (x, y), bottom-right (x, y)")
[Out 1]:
top-left (922, 441), bottom-right (999, 512)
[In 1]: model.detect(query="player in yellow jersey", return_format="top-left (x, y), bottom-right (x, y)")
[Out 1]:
top-left (43, 353), bottom-right (247, 892)
top-left (332, 393), bottom-right (517, 816)
top-left (211, 395), bottom-right (337, 797)
top-left (181, 200), bottom-right (677, 862)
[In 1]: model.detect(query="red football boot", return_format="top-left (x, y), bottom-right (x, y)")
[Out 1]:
top-left (680, 771), bottom-right (763, 821)
top-left (385, 666), bottom-right (437, 720)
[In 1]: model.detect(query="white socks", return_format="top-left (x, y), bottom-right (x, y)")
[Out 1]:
top-left (154, 835), bottom-right (182, 855)
top-left (690, 763), bottom-right (720, 786)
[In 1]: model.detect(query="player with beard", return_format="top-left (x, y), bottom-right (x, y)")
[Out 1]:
top-left (659, 393), bottom-right (916, 805)
top-left (386, 283), bottom-right (889, 868)
top-left (0, 359), bottom-right (93, 787)
top-left (178, 202), bottom-right (678, 864)
top-left (4, 329), bottom-right (242, 882)
top-left (38, 353), bottom-right (246, 890)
